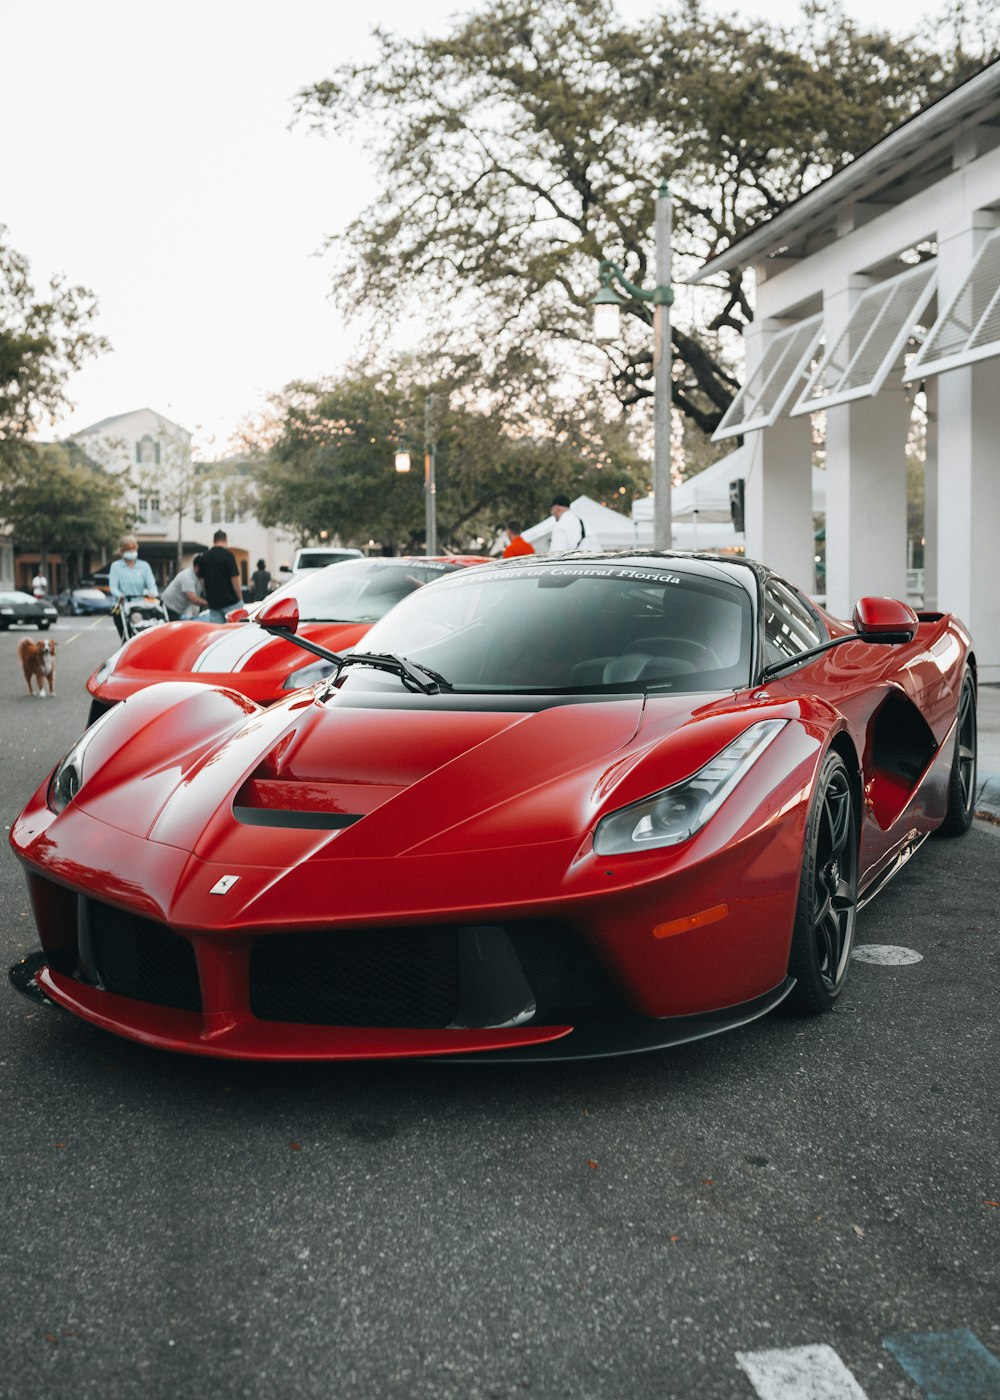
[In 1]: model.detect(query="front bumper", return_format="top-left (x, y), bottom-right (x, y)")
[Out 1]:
top-left (9, 947), bottom-right (793, 1061)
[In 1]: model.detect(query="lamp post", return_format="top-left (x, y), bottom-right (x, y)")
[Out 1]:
top-left (591, 179), bottom-right (674, 551)
top-left (393, 395), bottom-right (437, 556)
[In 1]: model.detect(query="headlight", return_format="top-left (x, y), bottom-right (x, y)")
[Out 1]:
top-left (282, 660), bottom-right (338, 690)
top-left (48, 709), bottom-right (118, 814)
top-left (0, 608), bottom-right (13, 616)
top-left (92, 644), bottom-right (128, 687)
top-left (593, 720), bottom-right (786, 855)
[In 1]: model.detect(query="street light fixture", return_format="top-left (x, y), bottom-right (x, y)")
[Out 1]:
top-left (392, 395), bottom-right (437, 555)
top-left (589, 179), bottom-right (674, 551)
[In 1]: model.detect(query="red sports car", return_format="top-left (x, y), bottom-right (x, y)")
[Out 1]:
top-left (84, 555), bottom-right (488, 724)
top-left (10, 551), bottom-right (976, 1061)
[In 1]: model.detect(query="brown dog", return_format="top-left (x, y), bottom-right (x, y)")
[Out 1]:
top-left (18, 637), bottom-right (57, 698)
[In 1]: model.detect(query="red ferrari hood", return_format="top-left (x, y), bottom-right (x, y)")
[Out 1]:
top-left (76, 690), bottom-right (664, 860)
top-left (89, 619), bottom-right (372, 701)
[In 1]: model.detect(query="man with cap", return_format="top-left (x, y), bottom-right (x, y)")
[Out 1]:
top-left (548, 494), bottom-right (586, 553)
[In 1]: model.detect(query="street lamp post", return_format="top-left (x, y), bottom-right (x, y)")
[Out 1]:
top-left (591, 179), bottom-right (674, 551)
top-left (394, 395), bottom-right (437, 557)
top-left (424, 394), bottom-right (437, 557)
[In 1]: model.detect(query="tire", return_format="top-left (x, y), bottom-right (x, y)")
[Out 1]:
top-left (785, 750), bottom-right (859, 1015)
top-left (936, 668), bottom-right (977, 837)
top-left (37, 620), bottom-right (50, 630)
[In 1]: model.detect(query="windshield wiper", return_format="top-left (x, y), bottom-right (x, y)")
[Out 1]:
top-left (335, 652), bottom-right (453, 694)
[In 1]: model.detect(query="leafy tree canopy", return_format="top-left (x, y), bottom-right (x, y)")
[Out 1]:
top-left (298, 0), bottom-right (999, 437)
top-left (0, 442), bottom-right (130, 579)
top-left (0, 228), bottom-right (109, 462)
top-left (254, 358), bottom-right (648, 551)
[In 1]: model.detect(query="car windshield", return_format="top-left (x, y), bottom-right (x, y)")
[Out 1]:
top-left (258, 559), bottom-right (463, 623)
top-left (0, 591), bottom-right (36, 605)
top-left (349, 561), bottom-right (754, 693)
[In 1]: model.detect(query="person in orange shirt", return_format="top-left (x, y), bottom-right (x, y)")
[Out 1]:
top-left (502, 520), bottom-right (535, 558)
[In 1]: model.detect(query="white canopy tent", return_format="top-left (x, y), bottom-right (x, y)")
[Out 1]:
top-left (634, 447), bottom-right (827, 550)
top-left (522, 495), bottom-right (641, 551)
top-left (520, 454), bottom-right (826, 554)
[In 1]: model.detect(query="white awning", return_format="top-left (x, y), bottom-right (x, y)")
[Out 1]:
top-left (793, 262), bottom-right (936, 414)
top-left (712, 315), bottom-right (823, 441)
top-left (904, 229), bottom-right (1000, 382)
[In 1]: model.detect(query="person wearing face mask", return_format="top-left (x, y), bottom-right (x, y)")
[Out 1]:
top-left (108, 535), bottom-right (159, 639)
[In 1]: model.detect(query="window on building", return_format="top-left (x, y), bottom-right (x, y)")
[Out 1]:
top-left (793, 262), bottom-right (936, 414)
top-left (904, 228), bottom-right (1000, 382)
top-left (137, 494), bottom-right (161, 526)
top-left (713, 316), bottom-right (823, 441)
top-left (136, 434), bottom-right (160, 465)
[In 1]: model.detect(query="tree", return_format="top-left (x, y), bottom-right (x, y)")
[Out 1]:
top-left (254, 359), bottom-right (648, 551)
top-left (0, 443), bottom-right (130, 584)
top-left (298, 0), bottom-right (999, 438)
top-left (0, 228), bottom-right (109, 465)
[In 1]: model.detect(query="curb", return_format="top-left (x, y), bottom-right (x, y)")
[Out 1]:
top-left (974, 772), bottom-right (1000, 826)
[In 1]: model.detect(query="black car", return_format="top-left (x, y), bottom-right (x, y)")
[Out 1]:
top-left (0, 590), bottom-right (60, 630)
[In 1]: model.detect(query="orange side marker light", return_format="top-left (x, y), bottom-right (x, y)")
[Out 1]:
top-left (653, 903), bottom-right (729, 940)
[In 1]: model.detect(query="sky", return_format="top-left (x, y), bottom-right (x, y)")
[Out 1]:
top-left (3, 0), bottom-right (950, 456)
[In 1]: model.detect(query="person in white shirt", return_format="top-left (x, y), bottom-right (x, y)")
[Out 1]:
top-left (548, 494), bottom-right (586, 553)
top-left (161, 555), bottom-right (207, 620)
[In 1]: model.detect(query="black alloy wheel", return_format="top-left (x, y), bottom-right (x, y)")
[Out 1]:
top-left (937, 668), bottom-right (977, 836)
top-left (785, 750), bottom-right (859, 1014)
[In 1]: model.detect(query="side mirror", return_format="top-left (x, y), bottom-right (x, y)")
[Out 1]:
top-left (279, 563), bottom-right (291, 574)
top-left (852, 596), bottom-right (918, 644)
top-left (226, 607), bottom-right (250, 624)
top-left (256, 596), bottom-right (300, 633)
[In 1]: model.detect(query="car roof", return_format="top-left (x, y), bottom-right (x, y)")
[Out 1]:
top-left (481, 549), bottom-right (766, 594)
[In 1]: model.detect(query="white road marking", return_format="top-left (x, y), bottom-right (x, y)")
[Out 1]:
top-left (736, 1344), bottom-right (870, 1399)
top-left (850, 944), bottom-right (924, 965)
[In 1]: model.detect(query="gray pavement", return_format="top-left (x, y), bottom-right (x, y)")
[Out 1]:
top-left (975, 682), bottom-right (1000, 823)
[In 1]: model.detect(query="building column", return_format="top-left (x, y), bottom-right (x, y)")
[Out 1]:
top-left (743, 417), bottom-right (815, 586)
top-left (741, 317), bottom-right (815, 587)
top-left (824, 389), bottom-right (911, 618)
top-left (936, 358), bottom-right (1000, 682)
top-left (930, 213), bottom-right (1000, 682)
top-left (922, 380), bottom-right (938, 609)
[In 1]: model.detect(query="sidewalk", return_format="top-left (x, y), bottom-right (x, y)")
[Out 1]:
top-left (975, 682), bottom-right (1000, 824)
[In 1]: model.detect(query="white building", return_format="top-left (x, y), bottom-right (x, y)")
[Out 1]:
top-left (71, 407), bottom-right (296, 587)
top-left (690, 58), bottom-right (1000, 682)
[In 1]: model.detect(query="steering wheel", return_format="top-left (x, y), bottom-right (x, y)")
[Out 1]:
top-left (631, 635), bottom-right (723, 669)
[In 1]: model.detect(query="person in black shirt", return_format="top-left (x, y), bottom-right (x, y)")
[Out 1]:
top-left (201, 530), bottom-right (242, 622)
top-left (251, 558), bottom-right (271, 601)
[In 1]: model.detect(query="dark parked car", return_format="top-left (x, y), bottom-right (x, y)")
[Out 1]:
top-left (0, 590), bottom-right (60, 630)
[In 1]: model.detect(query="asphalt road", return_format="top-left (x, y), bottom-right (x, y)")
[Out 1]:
top-left (0, 618), bottom-right (997, 1400)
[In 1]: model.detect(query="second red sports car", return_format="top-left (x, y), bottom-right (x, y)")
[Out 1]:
top-left (85, 555), bottom-right (489, 723)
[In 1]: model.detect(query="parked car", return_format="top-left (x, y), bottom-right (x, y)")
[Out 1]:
top-left (85, 556), bottom-right (490, 724)
top-left (9, 550), bottom-right (976, 1062)
top-left (54, 587), bottom-right (117, 617)
top-left (279, 547), bottom-right (364, 576)
top-left (77, 570), bottom-right (111, 594)
top-left (0, 590), bottom-right (60, 630)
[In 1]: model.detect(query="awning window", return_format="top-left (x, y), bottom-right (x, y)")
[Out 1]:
top-left (904, 229), bottom-right (1000, 382)
top-left (792, 262), bottom-right (936, 414)
top-left (713, 316), bottom-right (823, 441)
